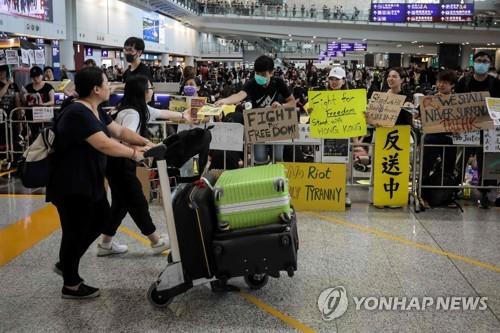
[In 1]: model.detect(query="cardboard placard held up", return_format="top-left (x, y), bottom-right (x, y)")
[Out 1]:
top-left (243, 107), bottom-right (299, 144)
top-left (366, 92), bottom-right (407, 127)
top-left (421, 92), bottom-right (493, 134)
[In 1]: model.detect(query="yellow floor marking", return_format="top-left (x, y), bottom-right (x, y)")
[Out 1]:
top-left (118, 226), bottom-right (169, 256)
top-left (120, 227), bottom-right (316, 332)
top-left (240, 292), bottom-right (317, 333)
top-left (307, 212), bottom-right (500, 274)
top-left (0, 194), bottom-right (46, 199)
top-left (0, 204), bottom-right (60, 267)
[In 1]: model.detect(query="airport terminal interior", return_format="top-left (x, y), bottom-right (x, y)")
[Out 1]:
top-left (0, 0), bottom-right (500, 332)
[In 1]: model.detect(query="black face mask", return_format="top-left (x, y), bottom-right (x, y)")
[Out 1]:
top-left (125, 53), bottom-right (137, 63)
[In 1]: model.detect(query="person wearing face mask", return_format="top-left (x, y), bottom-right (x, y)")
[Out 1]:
top-left (455, 52), bottom-right (500, 208)
top-left (122, 37), bottom-right (153, 83)
top-left (97, 76), bottom-right (191, 256)
top-left (214, 55), bottom-right (295, 164)
top-left (455, 52), bottom-right (500, 98)
top-left (46, 67), bottom-right (152, 299)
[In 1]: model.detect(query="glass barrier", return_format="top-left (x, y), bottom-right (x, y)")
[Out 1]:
top-left (197, 4), bottom-right (499, 28)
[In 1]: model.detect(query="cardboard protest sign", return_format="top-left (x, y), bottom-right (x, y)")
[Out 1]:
top-left (373, 126), bottom-right (411, 206)
top-left (308, 89), bottom-right (367, 139)
top-left (421, 92), bottom-right (493, 134)
top-left (168, 95), bottom-right (188, 112)
top-left (366, 92), bottom-right (407, 127)
top-left (243, 107), bottom-right (299, 144)
top-left (283, 162), bottom-right (346, 211)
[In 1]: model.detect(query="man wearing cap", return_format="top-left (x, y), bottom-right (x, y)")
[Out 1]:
top-left (24, 66), bottom-right (55, 107)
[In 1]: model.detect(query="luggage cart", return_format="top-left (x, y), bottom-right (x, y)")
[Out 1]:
top-left (144, 142), bottom-right (298, 308)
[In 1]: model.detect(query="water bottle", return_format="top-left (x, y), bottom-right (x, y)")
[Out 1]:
top-left (464, 165), bottom-right (472, 199)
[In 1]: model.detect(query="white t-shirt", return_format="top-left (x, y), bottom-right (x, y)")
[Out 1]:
top-left (115, 106), bottom-right (162, 133)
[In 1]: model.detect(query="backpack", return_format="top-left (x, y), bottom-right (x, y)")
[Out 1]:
top-left (18, 108), bottom-right (63, 188)
top-left (18, 122), bottom-right (57, 188)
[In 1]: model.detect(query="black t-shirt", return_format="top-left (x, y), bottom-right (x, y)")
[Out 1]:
top-left (123, 63), bottom-right (153, 83)
top-left (0, 81), bottom-right (19, 112)
top-left (455, 75), bottom-right (500, 98)
top-left (25, 82), bottom-right (54, 106)
top-left (46, 102), bottom-right (113, 202)
top-left (242, 77), bottom-right (291, 108)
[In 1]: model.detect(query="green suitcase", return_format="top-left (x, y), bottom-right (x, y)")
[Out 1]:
top-left (213, 164), bottom-right (292, 230)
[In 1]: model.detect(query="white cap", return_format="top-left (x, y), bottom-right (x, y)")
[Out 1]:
top-left (329, 67), bottom-right (346, 79)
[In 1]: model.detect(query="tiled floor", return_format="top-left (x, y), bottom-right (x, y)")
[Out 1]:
top-left (0, 190), bottom-right (499, 332)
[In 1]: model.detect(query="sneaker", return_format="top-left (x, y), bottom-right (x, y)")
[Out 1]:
top-left (151, 236), bottom-right (170, 255)
top-left (345, 195), bottom-right (352, 208)
top-left (62, 283), bottom-right (100, 299)
top-left (97, 241), bottom-right (128, 257)
top-left (53, 262), bottom-right (63, 277)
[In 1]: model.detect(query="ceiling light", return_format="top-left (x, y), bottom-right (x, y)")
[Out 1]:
top-left (465, 42), bottom-right (469, 45)
top-left (362, 38), bottom-right (367, 41)
top-left (313, 36), bottom-right (316, 39)
top-left (289, 38), bottom-right (293, 41)
top-left (337, 37), bottom-right (342, 40)
top-left (397, 44), bottom-right (402, 47)
top-left (288, 34), bottom-right (292, 37)
top-left (412, 41), bottom-right (418, 44)
top-left (492, 43), bottom-right (496, 45)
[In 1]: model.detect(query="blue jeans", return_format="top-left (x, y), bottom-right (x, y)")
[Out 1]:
top-left (254, 144), bottom-right (284, 164)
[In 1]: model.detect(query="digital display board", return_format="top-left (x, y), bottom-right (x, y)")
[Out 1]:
top-left (370, 3), bottom-right (406, 23)
top-left (353, 43), bottom-right (367, 51)
top-left (440, 3), bottom-right (474, 22)
top-left (0, 0), bottom-right (53, 22)
top-left (327, 42), bottom-right (367, 53)
top-left (370, 2), bottom-right (474, 23)
top-left (406, 4), bottom-right (440, 23)
top-left (143, 17), bottom-right (160, 43)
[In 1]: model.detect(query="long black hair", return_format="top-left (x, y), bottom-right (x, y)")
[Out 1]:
top-left (117, 75), bottom-right (150, 136)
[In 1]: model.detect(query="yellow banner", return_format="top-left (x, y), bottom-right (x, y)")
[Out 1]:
top-left (308, 89), bottom-right (367, 139)
top-left (283, 162), bottom-right (346, 211)
top-left (373, 126), bottom-right (411, 206)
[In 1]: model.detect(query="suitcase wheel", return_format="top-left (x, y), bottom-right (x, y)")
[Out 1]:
top-left (214, 188), bottom-right (223, 201)
top-left (244, 274), bottom-right (269, 290)
top-left (280, 212), bottom-right (292, 223)
top-left (281, 235), bottom-right (291, 247)
top-left (274, 178), bottom-right (286, 192)
top-left (147, 283), bottom-right (173, 308)
top-left (286, 266), bottom-right (295, 277)
top-left (218, 221), bottom-right (230, 231)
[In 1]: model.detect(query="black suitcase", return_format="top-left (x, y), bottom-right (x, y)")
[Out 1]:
top-left (172, 173), bottom-right (218, 282)
top-left (211, 212), bottom-right (299, 288)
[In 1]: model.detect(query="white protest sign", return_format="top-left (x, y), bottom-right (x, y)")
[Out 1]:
top-left (5, 50), bottom-right (19, 65)
top-left (266, 124), bottom-right (321, 144)
top-left (451, 131), bottom-right (481, 145)
top-left (28, 50), bottom-right (35, 65)
top-left (32, 107), bottom-right (54, 121)
top-left (484, 126), bottom-right (500, 153)
top-left (486, 97), bottom-right (500, 126)
top-left (178, 123), bottom-right (244, 152)
top-left (34, 49), bottom-right (45, 65)
top-left (21, 49), bottom-right (29, 64)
